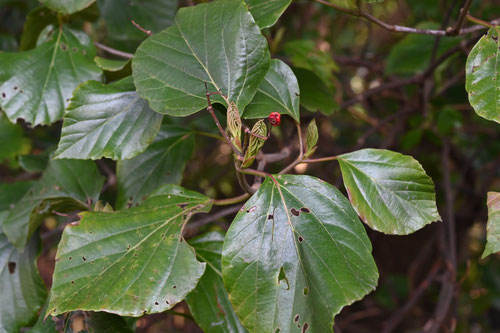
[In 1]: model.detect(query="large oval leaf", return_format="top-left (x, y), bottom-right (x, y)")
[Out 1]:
top-left (0, 27), bottom-right (103, 126)
top-left (55, 77), bottom-right (163, 160)
top-left (222, 175), bottom-right (378, 333)
top-left (245, 0), bottom-right (292, 29)
top-left (2, 158), bottom-right (105, 249)
top-left (132, 0), bottom-right (270, 116)
top-left (483, 192), bottom-right (500, 259)
top-left (465, 26), bottom-right (500, 124)
top-left (243, 59), bottom-right (300, 122)
top-left (337, 148), bottom-right (441, 235)
top-left (47, 185), bottom-right (212, 317)
top-left (116, 125), bottom-right (194, 209)
top-left (186, 231), bottom-right (246, 333)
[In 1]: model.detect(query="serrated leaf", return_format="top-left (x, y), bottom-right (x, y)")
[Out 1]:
top-left (243, 59), bottom-right (300, 123)
top-left (47, 185), bottom-right (212, 317)
top-left (245, 0), bottom-right (292, 29)
top-left (222, 175), bottom-right (378, 332)
top-left (2, 158), bottom-right (104, 249)
top-left (0, 27), bottom-right (103, 126)
top-left (55, 77), bottom-right (163, 160)
top-left (0, 222), bottom-right (47, 333)
top-left (465, 26), bottom-right (500, 124)
top-left (337, 148), bottom-right (441, 235)
top-left (116, 125), bottom-right (194, 209)
top-left (132, 0), bottom-right (270, 116)
top-left (97, 0), bottom-right (178, 41)
top-left (186, 231), bottom-right (246, 333)
top-left (40, 0), bottom-right (95, 14)
top-left (483, 192), bottom-right (500, 258)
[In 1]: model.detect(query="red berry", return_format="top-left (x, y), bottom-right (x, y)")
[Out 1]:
top-left (268, 112), bottom-right (281, 126)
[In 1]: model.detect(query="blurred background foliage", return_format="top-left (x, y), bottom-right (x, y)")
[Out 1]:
top-left (1, 0), bottom-right (499, 332)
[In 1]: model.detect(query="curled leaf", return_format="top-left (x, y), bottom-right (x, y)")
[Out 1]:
top-left (227, 102), bottom-right (243, 152)
top-left (242, 120), bottom-right (267, 168)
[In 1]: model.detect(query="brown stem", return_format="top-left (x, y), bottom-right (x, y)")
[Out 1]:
top-left (313, 0), bottom-right (498, 36)
top-left (93, 42), bottom-right (133, 59)
top-left (447, 0), bottom-right (473, 36)
top-left (213, 193), bottom-right (250, 206)
top-left (131, 20), bottom-right (152, 36)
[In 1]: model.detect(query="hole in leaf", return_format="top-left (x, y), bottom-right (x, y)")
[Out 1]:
top-left (68, 257), bottom-right (72, 260)
top-left (291, 208), bottom-right (300, 216)
top-left (303, 287), bottom-right (309, 295)
top-left (13, 86), bottom-right (17, 90)
top-left (71, 280), bottom-right (75, 284)
top-left (300, 207), bottom-right (311, 213)
top-left (268, 214), bottom-right (274, 220)
top-left (294, 314), bottom-right (299, 323)
top-left (8, 262), bottom-right (16, 274)
top-left (154, 301), bottom-right (159, 305)
top-left (246, 206), bottom-right (257, 213)
top-left (72, 47), bottom-right (78, 52)
top-left (298, 236), bottom-right (304, 243)
top-left (302, 323), bottom-right (309, 332)
top-left (60, 43), bottom-right (68, 51)
top-left (173, 285), bottom-right (177, 289)
top-left (82, 256), bottom-right (87, 261)
top-left (278, 267), bottom-right (290, 290)
top-left (1, 93), bottom-right (5, 98)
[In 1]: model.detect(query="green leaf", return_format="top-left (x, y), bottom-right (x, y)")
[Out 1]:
top-left (47, 185), bottom-right (212, 317)
top-left (0, 181), bottom-right (34, 212)
top-left (85, 312), bottom-right (134, 333)
top-left (40, 0), bottom-right (95, 14)
top-left (482, 192), bottom-right (500, 259)
top-left (245, 0), bottom-right (292, 29)
top-left (186, 231), bottom-right (246, 333)
top-left (19, 7), bottom-right (58, 51)
top-left (55, 77), bottom-right (163, 160)
top-left (243, 59), bottom-right (300, 122)
top-left (97, 0), bottom-right (178, 41)
top-left (116, 125), bottom-right (194, 209)
top-left (94, 57), bottom-right (132, 82)
top-left (0, 222), bottom-right (47, 333)
top-left (293, 68), bottom-right (338, 115)
top-left (222, 175), bottom-right (378, 332)
top-left (132, 0), bottom-right (270, 116)
top-left (0, 27), bottom-right (103, 126)
top-left (284, 40), bottom-right (338, 89)
top-left (2, 158), bottom-right (105, 249)
top-left (465, 26), bottom-right (500, 124)
top-left (19, 151), bottom-right (51, 173)
top-left (0, 113), bottom-right (31, 161)
top-left (385, 22), bottom-right (460, 76)
top-left (337, 148), bottom-right (441, 235)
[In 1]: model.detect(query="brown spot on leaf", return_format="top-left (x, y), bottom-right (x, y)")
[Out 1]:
top-left (294, 314), bottom-right (300, 322)
top-left (291, 208), bottom-right (300, 216)
top-left (302, 323), bottom-right (309, 332)
top-left (300, 207), bottom-right (311, 213)
top-left (8, 262), bottom-right (16, 274)
top-left (298, 236), bottom-right (304, 243)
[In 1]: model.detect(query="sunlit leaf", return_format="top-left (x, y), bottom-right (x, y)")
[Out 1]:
top-left (47, 185), bottom-right (212, 317)
top-left (337, 148), bottom-right (441, 235)
top-left (132, 0), bottom-right (270, 116)
top-left (222, 175), bottom-right (378, 332)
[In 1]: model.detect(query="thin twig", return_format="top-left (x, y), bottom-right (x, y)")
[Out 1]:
top-left (213, 193), bottom-right (250, 206)
top-left (313, 0), bottom-right (498, 36)
top-left (447, 0), bottom-right (473, 36)
top-left (93, 42), bottom-right (133, 59)
top-left (131, 20), bottom-right (152, 36)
